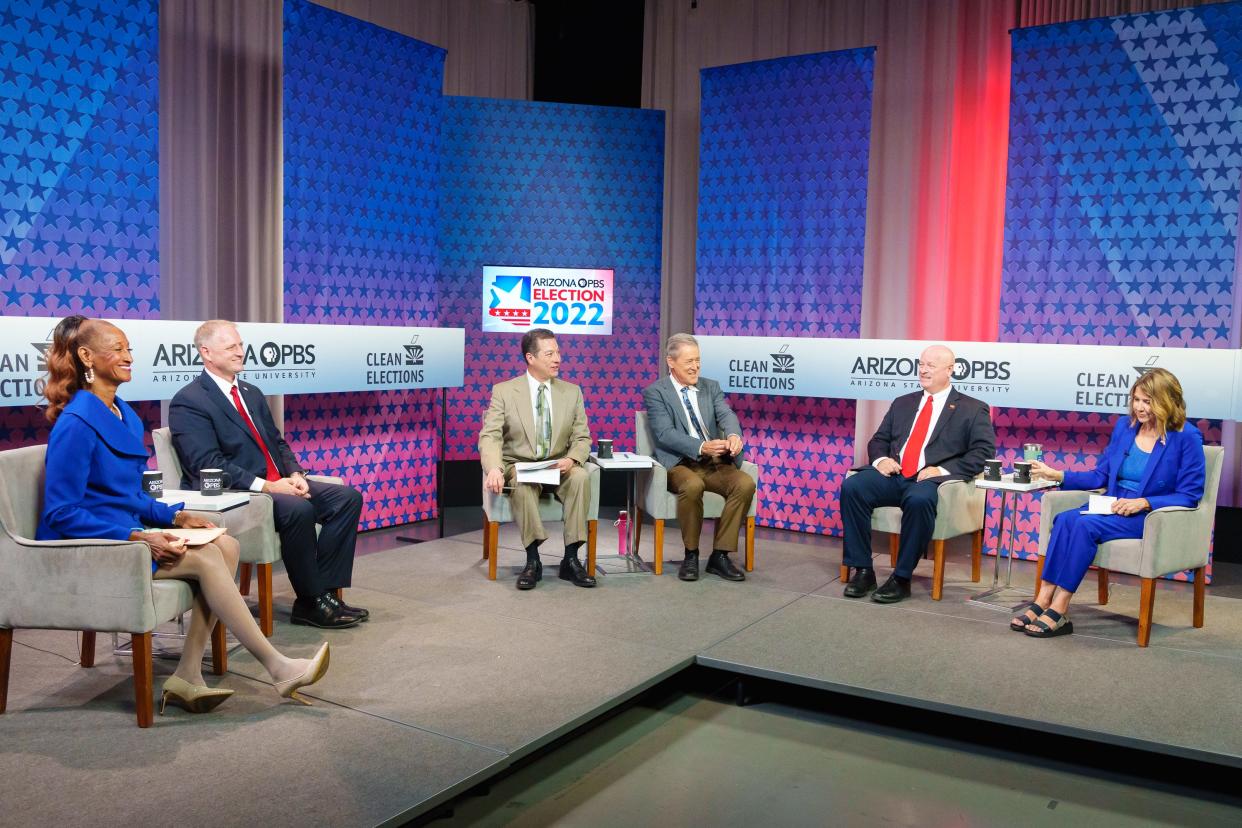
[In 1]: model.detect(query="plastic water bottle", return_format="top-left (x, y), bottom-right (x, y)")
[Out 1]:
top-left (615, 511), bottom-right (629, 557)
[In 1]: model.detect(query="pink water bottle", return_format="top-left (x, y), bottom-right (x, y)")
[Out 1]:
top-left (616, 511), bottom-right (629, 556)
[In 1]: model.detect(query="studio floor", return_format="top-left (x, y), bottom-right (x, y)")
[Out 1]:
top-left (3, 510), bottom-right (1241, 826)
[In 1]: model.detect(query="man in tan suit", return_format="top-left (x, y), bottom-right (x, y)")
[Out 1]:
top-left (479, 328), bottom-right (595, 590)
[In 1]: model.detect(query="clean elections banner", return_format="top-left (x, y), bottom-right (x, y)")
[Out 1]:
top-left (0, 318), bottom-right (465, 407)
top-left (697, 336), bottom-right (1240, 420)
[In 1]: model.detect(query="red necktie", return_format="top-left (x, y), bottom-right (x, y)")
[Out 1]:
top-left (900, 395), bottom-right (935, 478)
top-left (230, 385), bottom-right (282, 482)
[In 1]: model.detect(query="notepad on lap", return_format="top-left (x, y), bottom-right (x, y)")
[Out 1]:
top-left (515, 460), bottom-right (561, 485)
top-left (1085, 495), bottom-right (1117, 515)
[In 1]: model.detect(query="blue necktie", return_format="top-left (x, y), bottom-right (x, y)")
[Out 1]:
top-left (680, 385), bottom-right (707, 442)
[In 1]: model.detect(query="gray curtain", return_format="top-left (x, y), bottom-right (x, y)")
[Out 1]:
top-left (160, 0), bottom-right (284, 325)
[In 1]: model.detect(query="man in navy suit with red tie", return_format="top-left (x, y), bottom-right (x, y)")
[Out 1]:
top-left (840, 344), bottom-right (995, 603)
top-left (169, 320), bottom-right (366, 629)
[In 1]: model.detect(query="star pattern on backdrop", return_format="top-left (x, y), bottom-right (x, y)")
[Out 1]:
top-left (997, 7), bottom-right (1241, 580)
top-left (693, 49), bottom-right (875, 534)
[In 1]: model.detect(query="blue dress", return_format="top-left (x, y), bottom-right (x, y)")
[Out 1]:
top-left (1043, 418), bottom-right (1205, 593)
top-left (37, 390), bottom-right (184, 572)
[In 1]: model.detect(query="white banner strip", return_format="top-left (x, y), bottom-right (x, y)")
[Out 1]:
top-left (697, 336), bottom-right (1240, 420)
top-left (0, 318), bottom-right (465, 407)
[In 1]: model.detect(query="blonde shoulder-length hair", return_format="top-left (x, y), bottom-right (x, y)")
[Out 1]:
top-left (1129, 367), bottom-right (1187, 440)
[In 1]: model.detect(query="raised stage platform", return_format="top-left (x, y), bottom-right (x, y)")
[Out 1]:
top-left (3, 523), bottom-right (1241, 825)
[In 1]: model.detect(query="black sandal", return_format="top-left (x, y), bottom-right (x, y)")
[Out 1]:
top-left (1024, 608), bottom-right (1073, 638)
top-left (1010, 601), bottom-right (1044, 632)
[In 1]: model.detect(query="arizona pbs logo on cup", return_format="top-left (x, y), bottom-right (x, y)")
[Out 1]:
top-left (481, 266), bottom-right (614, 336)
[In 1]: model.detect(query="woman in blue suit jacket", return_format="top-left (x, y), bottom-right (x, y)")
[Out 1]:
top-left (37, 316), bottom-right (330, 712)
top-left (1012, 368), bottom-right (1205, 638)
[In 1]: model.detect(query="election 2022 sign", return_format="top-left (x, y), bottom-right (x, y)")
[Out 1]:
top-left (697, 336), bottom-right (1240, 420)
top-left (482, 266), bottom-right (614, 335)
top-left (0, 318), bottom-right (465, 407)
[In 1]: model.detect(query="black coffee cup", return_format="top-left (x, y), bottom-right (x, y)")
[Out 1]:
top-left (199, 468), bottom-right (231, 496)
top-left (142, 470), bottom-right (163, 497)
top-left (597, 439), bottom-right (613, 459)
top-left (1013, 461), bottom-right (1032, 484)
top-left (983, 459), bottom-right (1002, 481)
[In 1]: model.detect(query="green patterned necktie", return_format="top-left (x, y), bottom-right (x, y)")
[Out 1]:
top-left (536, 384), bottom-right (551, 459)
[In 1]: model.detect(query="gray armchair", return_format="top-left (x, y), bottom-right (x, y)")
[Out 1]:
top-left (0, 444), bottom-right (223, 727)
top-left (838, 472), bottom-right (985, 600)
top-left (153, 427), bottom-right (344, 635)
top-left (1035, 445), bottom-right (1223, 646)
top-left (481, 465), bottom-right (600, 580)
top-left (633, 411), bottom-right (758, 575)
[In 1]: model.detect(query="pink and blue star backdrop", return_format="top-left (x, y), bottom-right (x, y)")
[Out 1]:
top-left (0, 0), bottom-right (160, 450)
top-left (995, 7), bottom-right (1242, 578)
top-left (438, 97), bottom-right (665, 460)
top-left (282, 0), bottom-right (445, 529)
top-left (694, 49), bottom-right (875, 534)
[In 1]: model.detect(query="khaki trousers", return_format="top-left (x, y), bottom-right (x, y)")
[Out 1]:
top-left (666, 461), bottom-right (756, 553)
top-left (504, 464), bottom-right (590, 549)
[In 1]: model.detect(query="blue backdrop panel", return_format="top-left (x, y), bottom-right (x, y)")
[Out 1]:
top-left (282, 0), bottom-right (444, 529)
top-left (439, 97), bottom-right (665, 460)
top-left (0, 0), bottom-right (159, 319)
top-left (694, 49), bottom-right (875, 535)
top-left (0, 0), bottom-right (160, 449)
top-left (997, 6), bottom-right (1242, 575)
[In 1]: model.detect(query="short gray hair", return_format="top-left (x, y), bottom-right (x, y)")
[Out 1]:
top-left (194, 319), bottom-right (238, 350)
top-left (665, 332), bottom-right (699, 359)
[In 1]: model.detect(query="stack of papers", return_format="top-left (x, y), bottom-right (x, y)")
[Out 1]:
top-left (590, 451), bottom-right (653, 469)
top-left (515, 460), bottom-right (561, 485)
top-left (162, 527), bottom-right (227, 547)
top-left (1086, 495), bottom-right (1117, 514)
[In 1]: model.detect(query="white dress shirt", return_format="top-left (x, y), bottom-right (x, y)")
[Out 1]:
top-left (876, 385), bottom-right (952, 474)
top-left (526, 372), bottom-right (553, 437)
top-left (668, 374), bottom-right (710, 444)
top-left (206, 370), bottom-right (273, 492)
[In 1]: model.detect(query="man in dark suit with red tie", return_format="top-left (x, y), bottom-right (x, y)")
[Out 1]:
top-left (169, 320), bottom-right (366, 628)
top-left (840, 344), bottom-right (995, 603)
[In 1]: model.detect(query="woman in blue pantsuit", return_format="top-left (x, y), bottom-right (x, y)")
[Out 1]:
top-left (1012, 368), bottom-right (1205, 638)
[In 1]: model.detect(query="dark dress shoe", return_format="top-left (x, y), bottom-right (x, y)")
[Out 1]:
top-left (872, 574), bottom-right (912, 604)
top-left (558, 557), bottom-right (597, 588)
top-left (705, 551), bottom-right (745, 581)
top-left (843, 567), bottom-right (877, 598)
top-left (679, 550), bottom-right (700, 581)
top-left (516, 560), bottom-right (543, 590)
top-left (291, 596), bottom-right (362, 629)
top-left (324, 591), bottom-right (369, 621)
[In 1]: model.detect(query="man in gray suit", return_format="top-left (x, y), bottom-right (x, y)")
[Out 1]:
top-left (641, 333), bottom-right (755, 582)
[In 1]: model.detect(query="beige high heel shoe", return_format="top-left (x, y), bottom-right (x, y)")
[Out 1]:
top-left (274, 643), bottom-right (330, 705)
top-left (160, 675), bottom-right (235, 715)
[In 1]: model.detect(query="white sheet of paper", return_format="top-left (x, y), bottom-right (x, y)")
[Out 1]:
top-left (162, 527), bottom-right (227, 547)
top-left (515, 460), bottom-right (561, 485)
top-left (1086, 495), bottom-right (1117, 515)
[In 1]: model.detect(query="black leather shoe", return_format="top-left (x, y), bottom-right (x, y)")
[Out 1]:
top-left (872, 574), bottom-right (912, 604)
top-left (678, 550), bottom-right (700, 581)
top-left (558, 557), bottom-right (597, 588)
top-left (516, 560), bottom-right (543, 590)
top-left (705, 551), bottom-right (745, 581)
top-left (324, 591), bottom-right (369, 621)
top-left (290, 596), bottom-right (362, 629)
top-left (842, 567), bottom-right (877, 598)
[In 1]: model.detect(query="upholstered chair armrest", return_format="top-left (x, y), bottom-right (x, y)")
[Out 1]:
top-left (183, 492), bottom-right (280, 565)
top-left (1137, 505), bottom-right (1210, 579)
top-left (636, 463), bottom-right (670, 514)
top-left (932, 479), bottom-right (986, 536)
top-left (739, 461), bottom-right (759, 517)
top-left (0, 527), bottom-right (159, 631)
top-left (307, 474), bottom-right (344, 485)
top-left (1036, 490), bottom-right (1095, 557)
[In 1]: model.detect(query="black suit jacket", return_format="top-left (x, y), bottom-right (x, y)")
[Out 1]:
top-left (168, 371), bottom-right (305, 490)
top-left (864, 388), bottom-right (994, 481)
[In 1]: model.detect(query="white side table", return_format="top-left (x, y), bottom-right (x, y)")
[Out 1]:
top-left (970, 474), bottom-right (1058, 610)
